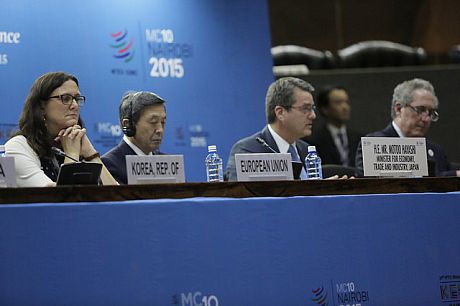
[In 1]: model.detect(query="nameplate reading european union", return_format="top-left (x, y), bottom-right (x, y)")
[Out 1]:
top-left (126, 155), bottom-right (185, 184)
top-left (235, 153), bottom-right (293, 181)
top-left (361, 137), bottom-right (428, 177)
top-left (0, 156), bottom-right (16, 187)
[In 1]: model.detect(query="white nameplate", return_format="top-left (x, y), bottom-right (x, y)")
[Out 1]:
top-left (235, 153), bottom-right (293, 181)
top-left (361, 137), bottom-right (428, 177)
top-left (0, 156), bottom-right (17, 187)
top-left (126, 155), bottom-right (185, 184)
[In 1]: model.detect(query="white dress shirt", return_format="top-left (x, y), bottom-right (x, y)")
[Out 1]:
top-left (123, 135), bottom-right (153, 156)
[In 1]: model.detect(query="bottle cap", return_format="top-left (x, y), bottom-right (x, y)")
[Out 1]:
top-left (208, 145), bottom-right (217, 152)
top-left (307, 145), bottom-right (316, 153)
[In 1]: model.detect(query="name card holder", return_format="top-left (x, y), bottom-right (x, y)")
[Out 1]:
top-left (361, 137), bottom-right (428, 178)
top-left (126, 155), bottom-right (185, 184)
top-left (377, 170), bottom-right (415, 178)
top-left (235, 153), bottom-right (293, 181)
top-left (0, 156), bottom-right (17, 187)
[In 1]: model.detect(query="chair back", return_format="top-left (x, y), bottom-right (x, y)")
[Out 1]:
top-left (337, 40), bottom-right (427, 68)
top-left (272, 45), bottom-right (335, 69)
top-left (449, 45), bottom-right (460, 64)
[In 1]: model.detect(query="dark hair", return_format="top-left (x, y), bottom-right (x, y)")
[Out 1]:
top-left (265, 77), bottom-right (315, 123)
top-left (119, 91), bottom-right (166, 125)
top-left (316, 85), bottom-right (347, 116)
top-left (15, 71), bottom-right (81, 158)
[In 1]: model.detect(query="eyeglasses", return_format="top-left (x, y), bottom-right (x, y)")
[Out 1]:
top-left (406, 105), bottom-right (439, 122)
top-left (290, 104), bottom-right (316, 114)
top-left (48, 94), bottom-right (86, 106)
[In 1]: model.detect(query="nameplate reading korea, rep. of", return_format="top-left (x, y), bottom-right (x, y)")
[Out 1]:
top-left (126, 155), bottom-right (185, 184)
top-left (361, 137), bottom-right (428, 177)
top-left (235, 153), bottom-right (293, 181)
top-left (0, 156), bottom-right (16, 187)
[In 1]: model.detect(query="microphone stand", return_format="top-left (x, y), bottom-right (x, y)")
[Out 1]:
top-left (256, 137), bottom-right (278, 153)
top-left (51, 147), bottom-right (81, 163)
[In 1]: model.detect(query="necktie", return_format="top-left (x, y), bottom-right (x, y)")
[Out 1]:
top-left (337, 132), bottom-right (346, 146)
top-left (337, 132), bottom-right (349, 166)
top-left (288, 144), bottom-right (300, 162)
top-left (288, 144), bottom-right (307, 180)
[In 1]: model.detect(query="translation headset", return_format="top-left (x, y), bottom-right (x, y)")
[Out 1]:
top-left (122, 98), bottom-right (136, 137)
top-left (121, 91), bottom-right (165, 138)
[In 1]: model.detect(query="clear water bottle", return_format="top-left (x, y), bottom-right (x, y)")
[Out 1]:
top-left (305, 145), bottom-right (323, 180)
top-left (0, 145), bottom-right (5, 157)
top-left (205, 145), bottom-right (224, 182)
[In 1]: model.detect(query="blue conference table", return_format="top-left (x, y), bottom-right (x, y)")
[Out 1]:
top-left (1, 186), bottom-right (460, 305)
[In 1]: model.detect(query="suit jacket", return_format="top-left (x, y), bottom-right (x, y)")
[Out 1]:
top-left (225, 126), bottom-right (310, 181)
top-left (305, 124), bottom-right (362, 167)
top-left (355, 123), bottom-right (455, 177)
top-left (101, 140), bottom-right (164, 184)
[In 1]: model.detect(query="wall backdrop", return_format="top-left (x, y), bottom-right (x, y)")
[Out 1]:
top-left (0, 0), bottom-right (274, 181)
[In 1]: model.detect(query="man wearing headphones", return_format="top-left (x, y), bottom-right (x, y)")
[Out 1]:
top-left (102, 91), bottom-right (166, 184)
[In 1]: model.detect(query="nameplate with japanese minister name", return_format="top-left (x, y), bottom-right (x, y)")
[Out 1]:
top-left (361, 137), bottom-right (428, 177)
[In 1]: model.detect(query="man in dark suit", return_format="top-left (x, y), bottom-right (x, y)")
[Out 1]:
top-left (304, 85), bottom-right (362, 167)
top-left (355, 78), bottom-right (458, 177)
top-left (225, 77), bottom-right (316, 181)
top-left (102, 91), bottom-right (166, 184)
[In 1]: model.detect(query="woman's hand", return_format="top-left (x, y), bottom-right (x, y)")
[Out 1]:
top-left (79, 132), bottom-right (119, 186)
top-left (80, 133), bottom-right (98, 159)
top-left (55, 125), bottom-right (85, 161)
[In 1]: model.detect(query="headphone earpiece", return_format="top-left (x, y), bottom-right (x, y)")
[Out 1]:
top-left (122, 123), bottom-right (135, 137)
top-left (122, 100), bottom-right (136, 137)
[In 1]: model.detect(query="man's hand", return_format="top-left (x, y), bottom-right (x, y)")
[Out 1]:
top-left (325, 175), bottom-right (355, 179)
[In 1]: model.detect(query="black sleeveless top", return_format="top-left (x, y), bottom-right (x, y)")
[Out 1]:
top-left (40, 155), bottom-right (64, 182)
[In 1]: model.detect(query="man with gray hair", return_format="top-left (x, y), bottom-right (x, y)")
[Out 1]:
top-left (102, 91), bottom-right (166, 184)
top-left (225, 77), bottom-right (317, 181)
top-left (355, 78), bottom-right (458, 177)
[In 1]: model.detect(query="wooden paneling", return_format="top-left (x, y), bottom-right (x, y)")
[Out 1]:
top-left (1, 177), bottom-right (460, 204)
top-left (269, 0), bottom-right (460, 61)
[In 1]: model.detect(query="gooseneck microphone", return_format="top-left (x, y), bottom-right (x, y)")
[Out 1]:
top-left (51, 147), bottom-right (80, 163)
top-left (256, 137), bottom-right (277, 153)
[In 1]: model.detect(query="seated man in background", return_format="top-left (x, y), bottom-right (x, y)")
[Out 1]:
top-left (102, 91), bottom-right (166, 184)
top-left (226, 77), bottom-right (328, 181)
top-left (355, 78), bottom-right (459, 177)
top-left (303, 85), bottom-right (362, 167)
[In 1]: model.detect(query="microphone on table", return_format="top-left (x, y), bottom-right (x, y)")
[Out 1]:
top-left (257, 137), bottom-right (303, 180)
top-left (256, 137), bottom-right (277, 153)
top-left (51, 147), bottom-right (80, 163)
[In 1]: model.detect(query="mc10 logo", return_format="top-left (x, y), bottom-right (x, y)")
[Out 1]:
top-left (336, 281), bottom-right (369, 306)
top-left (96, 122), bottom-right (122, 137)
top-left (179, 291), bottom-right (219, 306)
top-left (312, 281), bottom-right (370, 306)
